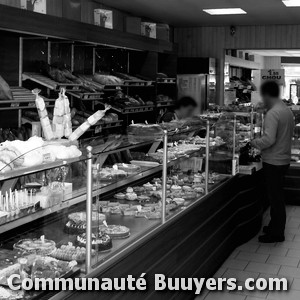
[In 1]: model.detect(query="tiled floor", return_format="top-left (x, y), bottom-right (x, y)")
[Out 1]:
top-left (195, 205), bottom-right (300, 300)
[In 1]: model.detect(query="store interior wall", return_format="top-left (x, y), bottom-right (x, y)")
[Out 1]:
top-left (175, 24), bottom-right (300, 105)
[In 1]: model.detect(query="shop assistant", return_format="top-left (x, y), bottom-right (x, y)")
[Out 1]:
top-left (159, 96), bottom-right (197, 122)
top-left (251, 81), bottom-right (294, 243)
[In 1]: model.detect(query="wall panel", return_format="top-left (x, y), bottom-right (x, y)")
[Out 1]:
top-left (175, 24), bottom-right (300, 104)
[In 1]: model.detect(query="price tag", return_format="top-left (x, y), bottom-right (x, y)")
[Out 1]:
top-left (137, 205), bottom-right (142, 212)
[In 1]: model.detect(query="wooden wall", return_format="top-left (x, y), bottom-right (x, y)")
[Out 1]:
top-left (175, 25), bottom-right (300, 104)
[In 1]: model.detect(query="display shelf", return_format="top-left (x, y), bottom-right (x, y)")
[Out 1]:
top-left (0, 156), bottom-right (85, 182)
top-left (123, 80), bottom-right (154, 87)
top-left (156, 78), bottom-right (176, 84)
top-left (0, 87), bottom-right (55, 110)
top-left (156, 101), bottom-right (175, 107)
top-left (67, 90), bottom-right (104, 100)
top-left (72, 120), bottom-right (123, 134)
top-left (0, 188), bottom-right (87, 233)
top-left (22, 72), bottom-right (82, 91)
top-left (97, 102), bottom-right (154, 114)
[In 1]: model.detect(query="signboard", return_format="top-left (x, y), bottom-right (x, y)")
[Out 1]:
top-left (261, 69), bottom-right (285, 85)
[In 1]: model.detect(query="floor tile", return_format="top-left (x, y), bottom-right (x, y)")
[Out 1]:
top-left (236, 252), bottom-right (269, 263)
top-left (235, 289), bottom-right (269, 299)
top-left (279, 266), bottom-right (300, 278)
top-left (246, 297), bottom-right (268, 300)
top-left (213, 267), bottom-right (227, 278)
top-left (205, 292), bottom-right (246, 300)
top-left (257, 246), bottom-right (288, 257)
top-left (222, 259), bottom-right (249, 271)
top-left (238, 244), bottom-right (260, 253)
top-left (287, 249), bottom-right (300, 258)
top-left (290, 278), bottom-right (300, 290)
top-left (266, 255), bottom-right (300, 267)
top-left (223, 269), bottom-right (259, 282)
top-left (286, 220), bottom-right (300, 229)
top-left (275, 241), bottom-right (300, 250)
top-left (292, 235), bottom-right (300, 242)
top-left (245, 262), bottom-right (280, 275)
top-left (267, 290), bottom-right (300, 300)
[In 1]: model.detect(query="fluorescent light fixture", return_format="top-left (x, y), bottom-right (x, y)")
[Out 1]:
top-left (286, 50), bottom-right (300, 53)
top-left (203, 8), bottom-right (247, 15)
top-left (282, 0), bottom-right (300, 7)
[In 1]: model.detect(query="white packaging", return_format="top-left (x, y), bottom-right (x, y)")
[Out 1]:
top-left (141, 22), bottom-right (156, 38)
top-left (21, 0), bottom-right (46, 14)
top-left (94, 9), bottom-right (113, 29)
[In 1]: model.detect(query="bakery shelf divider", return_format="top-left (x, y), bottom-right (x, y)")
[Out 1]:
top-left (22, 72), bottom-right (82, 91)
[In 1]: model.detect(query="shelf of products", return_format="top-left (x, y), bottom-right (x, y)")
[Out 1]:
top-left (22, 72), bottom-right (82, 91)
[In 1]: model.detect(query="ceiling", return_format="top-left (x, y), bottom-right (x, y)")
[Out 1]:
top-left (95, 0), bottom-right (300, 26)
top-left (247, 50), bottom-right (300, 57)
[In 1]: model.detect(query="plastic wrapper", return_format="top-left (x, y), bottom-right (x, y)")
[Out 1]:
top-left (69, 105), bottom-right (111, 141)
top-left (33, 89), bottom-right (54, 141)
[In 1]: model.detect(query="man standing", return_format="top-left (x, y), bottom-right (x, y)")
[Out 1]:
top-left (251, 81), bottom-right (294, 243)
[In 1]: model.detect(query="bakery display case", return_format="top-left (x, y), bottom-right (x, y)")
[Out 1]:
top-left (0, 118), bottom-right (237, 299)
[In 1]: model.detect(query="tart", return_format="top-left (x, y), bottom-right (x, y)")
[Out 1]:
top-left (50, 243), bottom-right (95, 263)
top-left (137, 195), bottom-right (150, 203)
top-left (195, 187), bottom-right (204, 194)
top-left (173, 198), bottom-right (185, 206)
top-left (110, 207), bottom-right (122, 215)
top-left (14, 236), bottom-right (55, 255)
top-left (114, 192), bottom-right (126, 200)
top-left (171, 185), bottom-right (182, 192)
top-left (77, 232), bottom-right (112, 251)
top-left (125, 192), bottom-right (138, 201)
top-left (143, 182), bottom-right (154, 191)
top-left (122, 208), bottom-right (137, 216)
top-left (98, 225), bottom-right (130, 239)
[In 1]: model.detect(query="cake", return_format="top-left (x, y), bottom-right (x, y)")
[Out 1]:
top-left (98, 225), bottom-right (130, 239)
top-left (64, 212), bottom-right (106, 234)
top-left (113, 163), bottom-right (140, 175)
top-left (77, 232), bottom-right (112, 252)
top-left (13, 236), bottom-right (55, 255)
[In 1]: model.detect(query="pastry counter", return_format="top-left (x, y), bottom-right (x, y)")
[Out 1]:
top-left (0, 121), bottom-right (247, 300)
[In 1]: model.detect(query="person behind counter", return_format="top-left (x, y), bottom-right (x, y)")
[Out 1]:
top-left (250, 80), bottom-right (294, 244)
top-left (159, 96), bottom-right (197, 122)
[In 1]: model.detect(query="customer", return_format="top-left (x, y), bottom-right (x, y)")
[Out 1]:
top-left (159, 96), bottom-right (197, 122)
top-left (251, 81), bottom-right (294, 243)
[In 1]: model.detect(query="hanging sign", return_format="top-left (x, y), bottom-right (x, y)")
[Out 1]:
top-left (261, 69), bottom-right (285, 85)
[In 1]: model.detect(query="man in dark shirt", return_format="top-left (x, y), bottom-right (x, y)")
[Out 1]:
top-left (160, 96), bottom-right (197, 122)
top-left (251, 81), bottom-right (294, 243)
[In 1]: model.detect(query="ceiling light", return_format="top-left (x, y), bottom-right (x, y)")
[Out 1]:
top-left (286, 50), bottom-right (300, 53)
top-left (203, 8), bottom-right (247, 15)
top-left (282, 0), bottom-right (300, 7)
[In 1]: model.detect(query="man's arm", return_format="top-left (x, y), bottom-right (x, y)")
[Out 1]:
top-left (251, 110), bottom-right (278, 150)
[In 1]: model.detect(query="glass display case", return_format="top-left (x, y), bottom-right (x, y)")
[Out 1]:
top-left (0, 122), bottom-right (237, 299)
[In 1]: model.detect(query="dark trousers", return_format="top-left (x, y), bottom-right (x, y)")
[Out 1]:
top-left (263, 162), bottom-right (290, 236)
